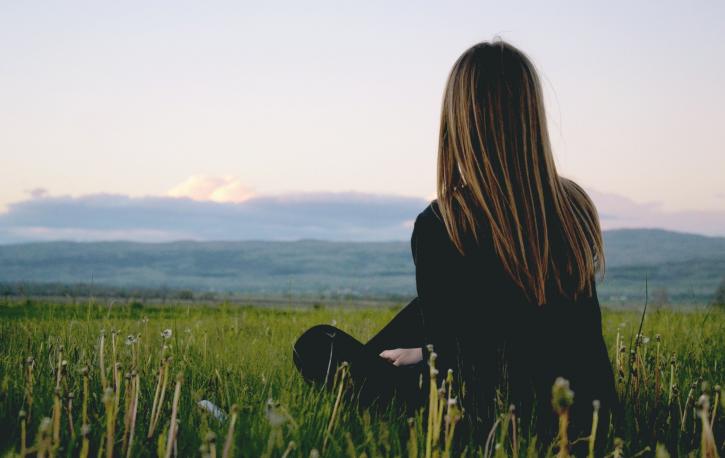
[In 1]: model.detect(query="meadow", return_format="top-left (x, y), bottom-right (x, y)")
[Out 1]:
top-left (0, 299), bottom-right (723, 457)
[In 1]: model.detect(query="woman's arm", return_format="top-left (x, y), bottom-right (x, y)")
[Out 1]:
top-left (364, 297), bottom-right (425, 355)
top-left (411, 209), bottom-right (464, 377)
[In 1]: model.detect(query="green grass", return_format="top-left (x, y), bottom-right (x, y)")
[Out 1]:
top-left (0, 300), bottom-right (723, 457)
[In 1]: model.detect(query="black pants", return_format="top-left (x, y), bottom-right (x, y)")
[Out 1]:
top-left (292, 298), bottom-right (427, 410)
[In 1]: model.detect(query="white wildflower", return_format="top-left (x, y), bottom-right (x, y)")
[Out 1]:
top-left (198, 400), bottom-right (227, 421)
top-left (265, 398), bottom-right (288, 427)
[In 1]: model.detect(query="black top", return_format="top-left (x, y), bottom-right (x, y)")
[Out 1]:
top-left (411, 201), bottom-right (617, 438)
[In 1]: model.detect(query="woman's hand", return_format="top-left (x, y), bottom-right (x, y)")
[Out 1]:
top-left (379, 347), bottom-right (423, 366)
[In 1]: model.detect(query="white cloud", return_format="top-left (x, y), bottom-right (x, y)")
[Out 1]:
top-left (167, 175), bottom-right (254, 203)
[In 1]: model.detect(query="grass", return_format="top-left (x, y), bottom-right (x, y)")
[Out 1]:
top-left (0, 299), bottom-right (723, 457)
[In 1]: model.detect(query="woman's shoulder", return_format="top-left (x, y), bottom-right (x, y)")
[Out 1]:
top-left (413, 200), bottom-right (448, 238)
top-left (416, 200), bottom-right (441, 223)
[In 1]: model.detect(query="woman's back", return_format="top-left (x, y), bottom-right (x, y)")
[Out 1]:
top-left (413, 199), bottom-right (617, 441)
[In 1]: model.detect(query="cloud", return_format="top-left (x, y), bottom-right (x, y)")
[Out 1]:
top-left (588, 190), bottom-right (725, 237)
top-left (167, 175), bottom-right (254, 203)
top-left (0, 192), bottom-right (427, 243)
top-left (0, 187), bottom-right (723, 244)
top-left (26, 188), bottom-right (49, 199)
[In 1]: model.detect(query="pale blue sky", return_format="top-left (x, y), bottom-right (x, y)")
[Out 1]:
top-left (1, 0), bottom-right (724, 217)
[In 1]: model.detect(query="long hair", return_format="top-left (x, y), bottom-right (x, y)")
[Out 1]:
top-left (436, 39), bottom-right (604, 305)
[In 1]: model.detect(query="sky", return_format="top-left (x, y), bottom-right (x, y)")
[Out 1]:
top-left (1, 0), bottom-right (724, 241)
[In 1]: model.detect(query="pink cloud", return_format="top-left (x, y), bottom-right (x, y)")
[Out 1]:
top-left (588, 189), bottom-right (725, 236)
top-left (167, 175), bottom-right (255, 203)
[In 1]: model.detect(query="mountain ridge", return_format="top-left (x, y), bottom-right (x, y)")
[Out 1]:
top-left (1, 228), bottom-right (723, 305)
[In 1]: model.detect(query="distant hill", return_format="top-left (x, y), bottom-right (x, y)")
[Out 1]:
top-left (0, 229), bottom-right (723, 305)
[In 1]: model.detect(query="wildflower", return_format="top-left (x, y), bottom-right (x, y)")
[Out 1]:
top-left (198, 400), bottom-right (227, 421)
top-left (265, 398), bottom-right (288, 427)
top-left (161, 329), bottom-right (172, 339)
top-left (125, 335), bottom-right (137, 346)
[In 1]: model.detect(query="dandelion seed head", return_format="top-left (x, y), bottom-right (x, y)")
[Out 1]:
top-left (551, 377), bottom-right (574, 413)
top-left (39, 417), bottom-right (52, 433)
top-left (696, 394), bottom-right (710, 414)
top-left (265, 398), bottom-right (288, 427)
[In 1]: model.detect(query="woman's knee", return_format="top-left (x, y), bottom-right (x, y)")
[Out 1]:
top-left (292, 325), bottom-right (341, 383)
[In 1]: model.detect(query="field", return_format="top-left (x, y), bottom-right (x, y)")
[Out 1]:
top-left (0, 300), bottom-right (723, 457)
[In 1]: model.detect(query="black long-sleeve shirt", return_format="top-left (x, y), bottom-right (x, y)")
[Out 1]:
top-left (411, 201), bottom-right (617, 440)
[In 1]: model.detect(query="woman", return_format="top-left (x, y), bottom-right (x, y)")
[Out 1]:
top-left (293, 39), bottom-right (617, 447)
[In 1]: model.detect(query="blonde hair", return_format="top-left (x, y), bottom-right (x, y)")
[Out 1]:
top-left (436, 39), bottom-right (604, 305)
